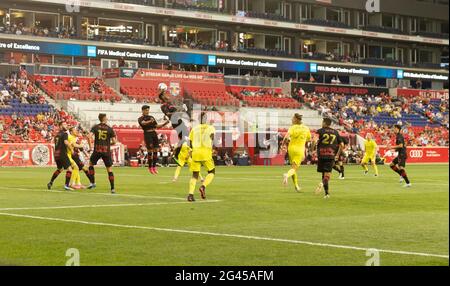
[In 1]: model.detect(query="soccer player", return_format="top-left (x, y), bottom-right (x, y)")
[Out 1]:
top-left (281, 113), bottom-right (311, 192)
top-left (315, 118), bottom-right (343, 199)
top-left (361, 133), bottom-right (379, 177)
top-left (68, 127), bottom-right (92, 189)
top-left (333, 136), bottom-right (348, 179)
top-left (187, 112), bottom-right (216, 202)
top-left (388, 124), bottom-right (412, 188)
top-left (47, 121), bottom-right (74, 191)
top-left (138, 105), bottom-right (169, 175)
top-left (88, 113), bottom-right (117, 193)
top-left (159, 89), bottom-right (190, 166)
top-left (172, 142), bottom-right (204, 182)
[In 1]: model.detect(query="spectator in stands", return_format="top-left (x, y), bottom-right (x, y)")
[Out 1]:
top-left (69, 77), bottom-right (80, 92)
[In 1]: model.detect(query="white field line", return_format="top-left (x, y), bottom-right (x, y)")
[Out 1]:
top-left (0, 186), bottom-right (187, 201)
top-left (119, 174), bottom-right (449, 187)
top-left (0, 212), bottom-right (447, 260)
top-left (0, 200), bottom-right (221, 211)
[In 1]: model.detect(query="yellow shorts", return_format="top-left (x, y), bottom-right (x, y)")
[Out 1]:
top-left (362, 154), bottom-right (376, 164)
top-left (289, 154), bottom-right (304, 166)
top-left (189, 158), bottom-right (215, 173)
top-left (179, 157), bottom-right (192, 167)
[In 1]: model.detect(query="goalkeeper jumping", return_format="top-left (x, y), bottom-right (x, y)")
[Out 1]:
top-left (158, 84), bottom-right (191, 166)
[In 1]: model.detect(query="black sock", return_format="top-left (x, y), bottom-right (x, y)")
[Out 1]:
top-left (50, 170), bottom-right (61, 183)
top-left (400, 169), bottom-right (410, 184)
top-left (83, 169), bottom-right (93, 183)
top-left (89, 166), bottom-right (95, 184)
top-left (390, 165), bottom-right (402, 175)
top-left (152, 152), bottom-right (158, 168)
top-left (147, 153), bottom-right (153, 169)
top-left (65, 171), bottom-right (72, 187)
top-left (108, 172), bottom-right (115, 190)
top-left (333, 165), bottom-right (341, 173)
top-left (341, 166), bottom-right (345, 177)
top-left (323, 174), bottom-right (330, 195)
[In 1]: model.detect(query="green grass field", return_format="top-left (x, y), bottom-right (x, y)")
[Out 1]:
top-left (0, 164), bottom-right (448, 266)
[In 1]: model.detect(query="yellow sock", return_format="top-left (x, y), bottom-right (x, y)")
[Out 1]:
top-left (202, 173), bottom-right (215, 187)
top-left (75, 169), bottom-right (81, 185)
top-left (286, 168), bottom-right (296, 178)
top-left (373, 164), bottom-right (379, 175)
top-left (292, 172), bottom-right (299, 188)
top-left (70, 167), bottom-right (79, 185)
top-left (174, 166), bottom-right (182, 180)
top-left (189, 178), bottom-right (197, 195)
top-left (199, 173), bottom-right (204, 181)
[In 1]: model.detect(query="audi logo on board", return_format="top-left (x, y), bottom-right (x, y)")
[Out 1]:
top-left (409, 150), bottom-right (424, 158)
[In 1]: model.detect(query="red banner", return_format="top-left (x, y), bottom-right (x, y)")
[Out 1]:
top-left (396, 88), bottom-right (449, 100)
top-left (0, 143), bottom-right (125, 167)
top-left (379, 146), bottom-right (449, 164)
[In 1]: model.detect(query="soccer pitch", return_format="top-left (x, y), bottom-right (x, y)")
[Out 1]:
top-left (0, 164), bottom-right (448, 266)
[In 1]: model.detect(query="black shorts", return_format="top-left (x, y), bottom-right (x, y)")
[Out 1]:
top-left (90, 151), bottom-right (113, 168)
top-left (317, 159), bottom-right (335, 173)
top-left (55, 155), bottom-right (71, 170)
top-left (392, 154), bottom-right (407, 167)
top-left (72, 154), bottom-right (85, 169)
top-left (144, 131), bottom-right (159, 149)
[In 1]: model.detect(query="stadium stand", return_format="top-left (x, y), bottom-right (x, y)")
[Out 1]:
top-left (34, 75), bottom-right (121, 102)
top-left (0, 71), bottom-right (80, 143)
top-left (296, 90), bottom-right (449, 146)
top-left (227, 86), bottom-right (301, 109)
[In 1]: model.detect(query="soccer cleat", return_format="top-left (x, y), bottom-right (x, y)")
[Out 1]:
top-left (87, 183), bottom-right (96, 190)
top-left (111, 189), bottom-right (116, 194)
top-left (294, 185), bottom-right (301, 193)
top-left (315, 182), bottom-right (324, 195)
top-left (199, 185), bottom-right (206, 200)
top-left (154, 167), bottom-right (159, 174)
top-left (364, 171), bottom-right (368, 175)
top-left (324, 194), bottom-right (330, 199)
top-left (172, 177), bottom-right (178, 182)
top-left (374, 174), bottom-right (379, 177)
top-left (282, 173), bottom-right (288, 186)
top-left (187, 194), bottom-right (195, 202)
top-left (47, 182), bottom-right (53, 190)
top-left (338, 173), bottom-right (345, 180)
top-left (149, 167), bottom-right (155, 175)
top-left (403, 183), bottom-right (412, 188)
top-left (399, 177), bottom-right (404, 183)
top-left (64, 185), bottom-right (74, 191)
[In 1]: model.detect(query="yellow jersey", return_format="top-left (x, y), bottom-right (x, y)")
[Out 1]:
top-left (189, 124), bottom-right (216, 161)
top-left (67, 134), bottom-right (77, 157)
top-left (288, 124), bottom-right (311, 151)
top-left (364, 139), bottom-right (378, 156)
